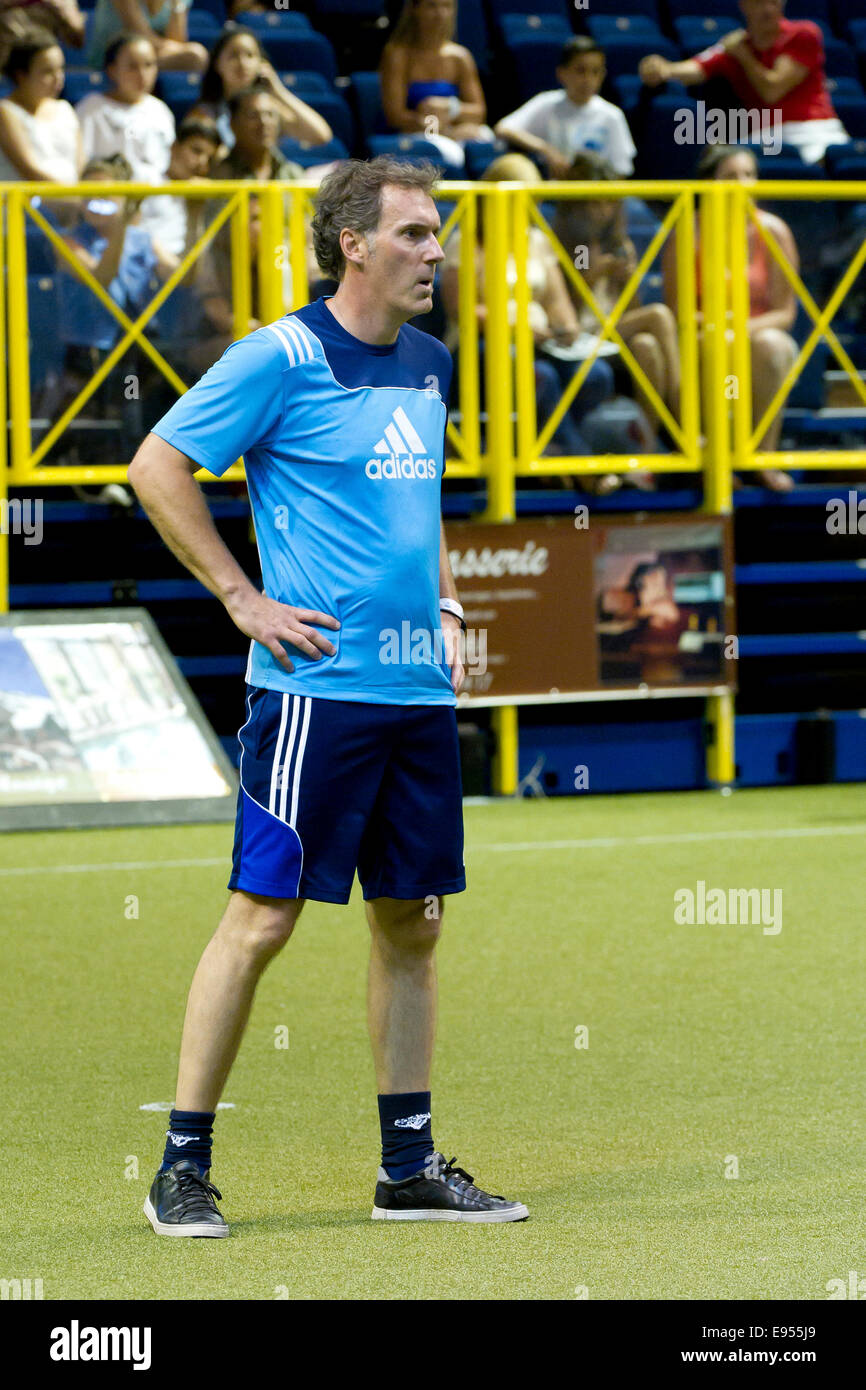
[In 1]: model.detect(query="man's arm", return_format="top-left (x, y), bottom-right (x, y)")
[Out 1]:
top-left (439, 518), bottom-right (464, 695)
top-left (127, 433), bottom-right (339, 671)
top-left (638, 55), bottom-right (706, 88)
top-left (723, 33), bottom-right (808, 104)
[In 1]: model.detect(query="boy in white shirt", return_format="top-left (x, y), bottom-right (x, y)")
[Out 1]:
top-left (495, 36), bottom-right (635, 177)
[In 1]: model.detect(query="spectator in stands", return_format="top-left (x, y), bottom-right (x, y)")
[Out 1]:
top-left (0, 0), bottom-right (84, 72)
top-left (494, 36), bottom-right (636, 179)
top-left (226, 0), bottom-right (266, 15)
top-left (37, 152), bottom-right (173, 442)
top-left (190, 23), bottom-right (332, 155)
top-left (88, 0), bottom-right (208, 73)
top-left (0, 30), bottom-right (82, 181)
top-left (76, 33), bottom-right (175, 185)
top-left (143, 114), bottom-right (218, 262)
top-left (211, 86), bottom-right (302, 181)
top-left (181, 192), bottom-right (289, 375)
top-left (638, 0), bottom-right (848, 166)
top-left (441, 153), bottom-right (656, 493)
top-left (553, 150), bottom-right (679, 442)
top-left (663, 143), bottom-right (799, 491)
top-left (379, 0), bottom-right (494, 171)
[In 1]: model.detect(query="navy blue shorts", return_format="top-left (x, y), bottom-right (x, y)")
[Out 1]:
top-left (228, 686), bottom-right (466, 904)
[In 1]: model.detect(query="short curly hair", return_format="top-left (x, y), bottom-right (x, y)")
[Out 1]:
top-left (311, 157), bottom-right (439, 282)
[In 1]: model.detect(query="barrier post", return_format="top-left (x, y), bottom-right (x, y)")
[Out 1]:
top-left (0, 190), bottom-right (7, 613)
top-left (6, 188), bottom-right (31, 480)
top-left (480, 185), bottom-right (518, 794)
top-left (701, 184), bottom-right (735, 785)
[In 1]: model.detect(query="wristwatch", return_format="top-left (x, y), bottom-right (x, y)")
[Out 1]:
top-left (439, 597), bottom-right (466, 632)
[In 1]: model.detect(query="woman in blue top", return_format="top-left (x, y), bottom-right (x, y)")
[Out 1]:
top-left (379, 0), bottom-right (493, 170)
top-left (89, 0), bottom-right (208, 72)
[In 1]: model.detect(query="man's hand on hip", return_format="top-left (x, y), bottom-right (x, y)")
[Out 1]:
top-left (226, 588), bottom-right (340, 673)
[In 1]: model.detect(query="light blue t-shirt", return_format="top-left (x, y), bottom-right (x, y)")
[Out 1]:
top-left (89, 0), bottom-right (192, 69)
top-left (151, 296), bottom-right (456, 706)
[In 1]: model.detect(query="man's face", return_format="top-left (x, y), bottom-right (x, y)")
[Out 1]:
top-left (352, 185), bottom-right (444, 320)
top-left (557, 53), bottom-right (606, 107)
top-left (740, 0), bottom-right (784, 37)
top-left (173, 135), bottom-right (216, 178)
top-left (232, 94), bottom-right (279, 153)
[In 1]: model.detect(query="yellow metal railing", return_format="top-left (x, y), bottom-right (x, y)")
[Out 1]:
top-left (4, 178), bottom-right (862, 794)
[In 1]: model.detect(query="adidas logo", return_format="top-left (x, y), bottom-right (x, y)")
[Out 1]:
top-left (393, 1112), bottom-right (432, 1130)
top-left (366, 407), bottom-right (437, 480)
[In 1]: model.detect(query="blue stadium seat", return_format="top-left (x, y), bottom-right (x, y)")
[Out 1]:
top-left (576, 0), bottom-right (659, 14)
top-left (825, 76), bottom-right (866, 101)
top-left (486, 0), bottom-right (571, 19)
top-left (297, 90), bottom-right (354, 150)
top-left (635, 94), bottom-right (700, 179)
top-left (188, 0), bottom-right (226, 22)
top-left (278, 135), bottom-right (348, 167)
top-left (785, 0), bottom-right (830, 21)
top-left (186, 9), bottom-right (222, 45)
top-left (673, 16), bottom-right (738, 53)
top-left (456, 0), bottom-right (492, 74)
top-left (506, 36), bottom-right (572, 101)
top-left (848, 19), bottom-right (866, 49)
top-left (243, 27), bottom-right (336, 80)
top-left (498, 14), bottom-right (572, 45)
top-left (587, 16), bottom-right (663, 44)
top-left (28, 277), bottom-right (64, 393)
top-left (26, 221), bottom-right (55, 275)
top-left (611, 74), bottom-right (643, 116)
top-left (279, 70), bottom-right (336, 97)
top-left (599, 35), bottom-right (679, 82)
top-left (463, 138), bottom-right (508, 178)
top-left (665, 0), bottom-right (739, 16)
top-left (63, 69), bottom-right (108, 105)
top-left (349, 70), bottom-right (389, 142)
top-left (823, 38), bottom-right (860, 80)
top-left (832, 93), bottom-right (866, 137)
top-left (236, 11), bottom-right (312, 35)
top-left (825, 139), bottom-right (866, 176)
top-left (367, 134), bottom-right (455, 167)
top-left (755, 146), bottom-right (812, 178)
top-left (59, 14), bottom-right (93, 67)
top-left (309, 0), bottom-right (385, 14)
top-left (157, 71), bottom-right (202, 112)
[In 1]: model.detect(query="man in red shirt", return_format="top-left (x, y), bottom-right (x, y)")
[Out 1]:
top-left (639, 0), bottom-right (848, 163)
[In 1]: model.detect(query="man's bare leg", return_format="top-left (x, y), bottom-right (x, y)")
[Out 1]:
top-left (366, 896), bottom-right (441, 1093)
top-left (175, 890), bottom-right (304, 1112)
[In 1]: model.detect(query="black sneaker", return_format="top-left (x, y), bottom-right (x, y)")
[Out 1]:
top-left (372, 1151), bottom-right (529, 1223)
top-left (143, 1159), bottom-right (228, 1238)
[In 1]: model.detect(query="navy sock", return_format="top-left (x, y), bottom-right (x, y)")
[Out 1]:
top-left (159, 1109), bottom-right (215, 1177)
top-left (378, 1091), bottom-right (434, 1180)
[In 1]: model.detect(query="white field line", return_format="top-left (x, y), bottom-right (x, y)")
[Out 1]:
top-left (0, 822), bottom-right (864, 878)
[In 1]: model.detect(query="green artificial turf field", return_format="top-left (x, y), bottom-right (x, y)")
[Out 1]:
top-left (1, 783), bottom-right (863, 1301)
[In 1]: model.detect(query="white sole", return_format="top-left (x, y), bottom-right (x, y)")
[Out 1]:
top-left (371, 1203), bottom-right (529, 1223)
top-left (143, 1195), bottom-right (229, 1237)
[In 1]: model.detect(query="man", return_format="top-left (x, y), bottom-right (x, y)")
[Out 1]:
top-left (495, 36), bottom-right (636, 178)
top-left (212, 85), bottom-right (303, 182)
top-left (128, 156), bottom-right (529, 1233)
top-left (639, 0), bottom-right (848, 165)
